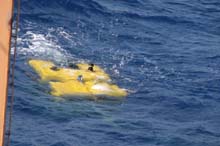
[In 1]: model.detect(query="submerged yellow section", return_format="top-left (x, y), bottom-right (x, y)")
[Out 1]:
top-left (86, 82), bottom-right (127, 97)
top-left (29, 59), bottom-right (127, 98)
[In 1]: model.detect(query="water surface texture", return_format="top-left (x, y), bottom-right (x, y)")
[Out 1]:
top-left (8, 0), bottom-right (220, 146)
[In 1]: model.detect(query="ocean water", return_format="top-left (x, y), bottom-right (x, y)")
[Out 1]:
top-left (6, 0), bottom-right (220, 146)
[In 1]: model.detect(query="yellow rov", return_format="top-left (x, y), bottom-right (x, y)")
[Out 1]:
top-left (28, 59), bottom-right (127, 99)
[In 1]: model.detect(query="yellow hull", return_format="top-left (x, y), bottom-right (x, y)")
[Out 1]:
top-left (28, 59), bottom-right (127, 98)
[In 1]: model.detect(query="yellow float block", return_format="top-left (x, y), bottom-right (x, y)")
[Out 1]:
top-left (28, 60), bottom-right (110, 82)
top-left (49, 80), bottom-right (127, 98)
top-left (50, 80), bottom-right (91, 97)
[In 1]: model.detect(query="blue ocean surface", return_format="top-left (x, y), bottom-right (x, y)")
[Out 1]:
top-left (7, 0), bottom-right (220, 146)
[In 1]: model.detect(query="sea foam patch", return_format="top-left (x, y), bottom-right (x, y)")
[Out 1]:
top-left (17, 31), bottom-right (70, 65)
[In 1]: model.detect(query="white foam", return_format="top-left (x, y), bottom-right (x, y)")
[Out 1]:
top-left (16, 25), bottom-right (73, 65)
top-left (57, 27), bottom-right (73, 41)
top-left (92, 84), bottom-right (112, 92)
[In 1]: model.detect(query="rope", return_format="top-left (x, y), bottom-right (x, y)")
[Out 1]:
top-left (5, 0), bottom-right (21, 146)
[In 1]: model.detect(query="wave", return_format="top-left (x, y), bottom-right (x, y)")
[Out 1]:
top-left (17, 29), bottom-right (71, 65)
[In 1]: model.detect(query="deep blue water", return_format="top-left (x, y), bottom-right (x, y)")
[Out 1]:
top-left (6, 0), bottom-right (220, 146)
